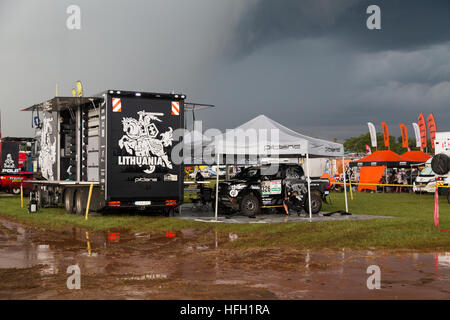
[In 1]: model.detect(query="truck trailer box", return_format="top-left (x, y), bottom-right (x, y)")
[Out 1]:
top-left (104, 91), bottom-right (184, 206)
top-left (26, 90), bottom-right (185, 214)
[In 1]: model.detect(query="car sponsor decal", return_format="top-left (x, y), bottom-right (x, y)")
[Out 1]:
top-left (261, 180), bottom-right (282, 196)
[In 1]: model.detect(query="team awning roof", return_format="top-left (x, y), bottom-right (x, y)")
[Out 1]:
top-left (349, 150), bottom-right (420, 168)
top-left (206, 115), bottom-right (344, 158)
top-left (401, 151), bottom-right (431, 163)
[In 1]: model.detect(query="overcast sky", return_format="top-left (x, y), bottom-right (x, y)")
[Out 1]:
top-left (1, 0), bottom-right (450, 141)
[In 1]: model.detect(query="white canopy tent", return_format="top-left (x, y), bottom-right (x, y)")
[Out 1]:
top-left (207, 115), bottom-right (343, 158)
top-left (205, 115), bottom-right (345, 220)
top-left (182, 130), bottom-right (212, 165)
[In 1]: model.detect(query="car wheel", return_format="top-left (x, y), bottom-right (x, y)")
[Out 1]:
top-left (304, 192), bottom-right (322, 214)
top-left (64, 189), bottom-right (75, 214)
top-left (11, 187), bottom-right (21, 195)
top-left (240, 194), bottom-right (260, 217)
top-left (74, 189), bottom-right (85, 215)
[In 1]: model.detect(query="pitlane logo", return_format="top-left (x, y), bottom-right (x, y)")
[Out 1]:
top-left (118, 110), bottom-right (173, 174)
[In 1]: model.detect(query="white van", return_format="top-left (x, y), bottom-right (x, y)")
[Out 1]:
top-left (413, 159), bottom-right (436, 193)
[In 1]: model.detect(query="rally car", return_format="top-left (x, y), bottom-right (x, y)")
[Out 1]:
top-left (214, 164), bottom-right (331, 216)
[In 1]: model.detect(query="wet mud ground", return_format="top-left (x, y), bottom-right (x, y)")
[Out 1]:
top-left (0, 218), bottom-right (449, 300)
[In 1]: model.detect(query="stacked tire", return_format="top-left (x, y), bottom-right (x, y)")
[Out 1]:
top-left (431, 153), bottom-right (450, 203)
top-left (431, 154), bottom-right (450, 175)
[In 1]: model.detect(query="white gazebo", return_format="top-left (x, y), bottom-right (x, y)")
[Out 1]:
top-left (206, 115), bottom-right (345, 220)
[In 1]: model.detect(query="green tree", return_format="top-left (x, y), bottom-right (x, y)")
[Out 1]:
top-left (344, 133), bottom-right (432, 154)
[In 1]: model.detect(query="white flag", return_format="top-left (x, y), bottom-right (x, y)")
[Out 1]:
top-left (412, 123), bottom-right (421, 148)
top-left (367, 122), bottom-right (377, 148)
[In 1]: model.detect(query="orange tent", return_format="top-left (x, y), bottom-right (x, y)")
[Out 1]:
top-left (350, 150), bottom-right (412, 168)
top-left (401, 151), bottom-right (431, 162)
top-left (358, 166), bottom-right (386, 192)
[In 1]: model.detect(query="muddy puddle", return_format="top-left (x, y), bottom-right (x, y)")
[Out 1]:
top-left (0, 218), bottom-right (449, 299)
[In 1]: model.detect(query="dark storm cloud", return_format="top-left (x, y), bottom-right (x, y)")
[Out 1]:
top-left (231, 0), bottom-right (450, 57)
top-left (2, 0), bottom-right (450, 141)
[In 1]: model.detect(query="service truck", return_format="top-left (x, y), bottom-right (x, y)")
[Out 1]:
top-left (430, 131), bottom-right (450, 202)
top-left (25, 90), bottom-right (185, 215)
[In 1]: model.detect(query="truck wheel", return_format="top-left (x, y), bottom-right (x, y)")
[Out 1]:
top-left (74, 189), bottom-right (85, 216)
top-left (164, 207), bottom-right (175, 217)
top-left (64, 189), bottom-right (75, 214)
top-left (240, 194), bottom-right (260, 217)
top-left (304, 192), bottom-right (322, 214)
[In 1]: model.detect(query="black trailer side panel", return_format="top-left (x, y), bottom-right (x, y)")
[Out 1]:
top-left (106, 93), bottom-right (184, 204)
top-left (0, 142), bottom-right (19, 174)
top-left (39, 111), bottom-right (58, 180)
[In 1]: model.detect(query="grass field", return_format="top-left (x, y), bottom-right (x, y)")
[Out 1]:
top-left (0, 191), bottom-right (449, 250)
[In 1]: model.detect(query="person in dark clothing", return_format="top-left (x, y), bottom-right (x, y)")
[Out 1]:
top-left (196, 171), bottom-right (204, 183)
top-left (195, 171), bottom-right (206, 205)
top-left (283, 190), bottom-right (303, 216)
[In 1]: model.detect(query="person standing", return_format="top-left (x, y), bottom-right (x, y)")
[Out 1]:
top-left (395, 169), bottom-right (402, 193)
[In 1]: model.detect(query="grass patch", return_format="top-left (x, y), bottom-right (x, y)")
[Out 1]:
top-left (1, 192), bottom-right (449, 250)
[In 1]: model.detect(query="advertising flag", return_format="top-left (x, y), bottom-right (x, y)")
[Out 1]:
top-left (367, 122), bottom-right (377, 148)
top-left (399, 123), bottom-right (409, 149)
top-left (412, 122), bottom-right (421, 148)
top-left (427, 113), bottom-right (437, 149)
top-left (381, 122), bottom-right (389, 148)
top-left (76, 80), bottom-right (83, 97)
top-left (418, 113), bottom-right (427, 149)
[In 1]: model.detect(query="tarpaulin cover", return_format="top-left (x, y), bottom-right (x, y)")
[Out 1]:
top-left (358, 166), bottom-right (386, 192)
top-left (401, 150), bottom-right (431, 163)
top-left (336, 158), bottom-right (352, 175)
top-left (320, 173), bottom-right (335, 183)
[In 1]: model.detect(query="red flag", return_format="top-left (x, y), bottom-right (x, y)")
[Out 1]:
top-left (399, 123), bottom-right (408, 149)
top-left (427, 113), bottom-right (437, 149)
top-left (381, 122), bottom-right (389, 148)
top-left (418, 113), bottom-right (427, 149)
top-left (365, 144), bottom-right (372, 154)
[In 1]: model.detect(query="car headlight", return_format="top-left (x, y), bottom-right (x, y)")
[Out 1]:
top-left (229, 189), bottom-right (239, 197)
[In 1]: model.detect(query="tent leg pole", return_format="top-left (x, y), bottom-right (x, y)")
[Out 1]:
top-left (215, 153), bottom-right (220, 221)
top-left (343, 156), bottom-right (348, 213)
top-left (307, 152), bottom-right (312, 220)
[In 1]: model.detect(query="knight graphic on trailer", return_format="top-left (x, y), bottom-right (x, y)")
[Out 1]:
top-left (118, 110), bottom-right (173, 174)
top-left (39, 116), bottom-right (56, 180)
top-left (3, 154), bottom-right (15, 169)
